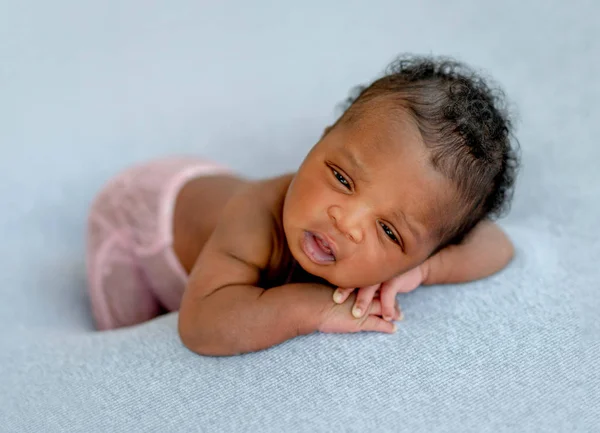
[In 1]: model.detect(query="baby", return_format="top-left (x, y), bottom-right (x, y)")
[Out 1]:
top-left (86, 54), bottom-right (519, 356)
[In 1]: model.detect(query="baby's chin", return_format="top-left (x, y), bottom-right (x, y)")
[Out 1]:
top-left (290, 254), bottom-right (365, 289)
top-left (287, 246), bottom-right (337, 286)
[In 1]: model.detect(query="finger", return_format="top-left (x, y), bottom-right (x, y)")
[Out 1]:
top-left (367, 297), bottom-right (402, 321)
top-left (360, 315), bottom-right (397, 334)
top-left (394, 303), bottom-right (404, 321)
top-left (352, 284), bottom-right (380, 318)
top-left (379, 286), bottom-right (401, 322)
top-left (365, 297), bottom-right (383, 316)
top-left (333, 287), bottom-right (354, 304)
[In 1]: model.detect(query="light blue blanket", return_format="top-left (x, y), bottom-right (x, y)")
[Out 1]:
top-left (1, 1), bottom-right (597, 432)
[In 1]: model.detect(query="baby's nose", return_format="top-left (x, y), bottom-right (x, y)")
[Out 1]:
top-left (345, 225), bottom-right (363, 243)
top-left (328, 205), bottom-right (365, 244)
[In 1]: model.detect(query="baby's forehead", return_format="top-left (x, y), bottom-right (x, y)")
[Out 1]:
top-left (341, 103), bottom-right (426, 155)
top-left (331, 122), bottom-right (428, 175)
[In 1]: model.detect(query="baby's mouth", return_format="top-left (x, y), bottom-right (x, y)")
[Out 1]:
top-left (302, 231), bottom-right (336, 265)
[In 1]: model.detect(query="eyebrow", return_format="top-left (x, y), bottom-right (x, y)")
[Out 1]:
top-left (338, 147), bottom-right (369, 180)
top-left (392, 209), bottom-right (422, 246)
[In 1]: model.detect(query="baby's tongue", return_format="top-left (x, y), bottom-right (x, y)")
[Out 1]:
top-left (308, 233), bottom-right (334, 261)
top-left (315, 236), bottom-right (331, 254)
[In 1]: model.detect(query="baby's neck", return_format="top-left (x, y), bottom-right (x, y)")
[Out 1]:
top-left (283, 255), bottom-right (332, 287)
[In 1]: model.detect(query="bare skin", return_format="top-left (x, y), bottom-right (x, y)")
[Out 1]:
top-left (177, 173), bottom-right (347, 356)
top-left (173, 176), bottom-right (513, 332)
top-left (173, 170), bottom-right (514, 290)
top-left (174, 173), bottom-right (329, 291)
top-left (172, 174), bottom-right (249, 275)
top-left (174, 105), bottom-right (515, 356)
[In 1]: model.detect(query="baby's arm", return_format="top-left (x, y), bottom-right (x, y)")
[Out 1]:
top-left (422, 219), bottom-right (515, 285)
top-left (177, 181), bottom-right (395, 357)
top-left (178, 183), bottom-right (326, 356)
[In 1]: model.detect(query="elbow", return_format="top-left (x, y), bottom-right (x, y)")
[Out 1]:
top-left (490, 223), bottom-right (516, 270)
top-left (177, 294), bottom-right (223, 356)
top-left (507, 241), bottom-right (515, 263)
top-left (178, 313), bottom-right (217, 356)
top-left (501, 236), bottom-right (516, 267)
top-left (177, 316), bottom-right (207, 355)
top-left (177, 311), bottom-right (239, 357)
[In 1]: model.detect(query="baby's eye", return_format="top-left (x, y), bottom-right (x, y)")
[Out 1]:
top-left (379, 222), bottom-right (400, 245)
top-left (332, 168), bottom-right (351, 190)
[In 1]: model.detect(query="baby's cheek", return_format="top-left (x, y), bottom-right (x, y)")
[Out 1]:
top-left (365, 258), bottom-right (406, 285)
top-left (336, 260), bottom-right (385, 288)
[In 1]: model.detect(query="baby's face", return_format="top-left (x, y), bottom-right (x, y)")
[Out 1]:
top-left (283, 104), bottom-right (457, 288)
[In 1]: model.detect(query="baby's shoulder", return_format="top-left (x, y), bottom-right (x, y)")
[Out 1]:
top-left (235, 173), bottom-right (294, 228)
top-left (215, 173), bottom-right (294, 275)
top-left (251, 173), bottom-right (294, 210)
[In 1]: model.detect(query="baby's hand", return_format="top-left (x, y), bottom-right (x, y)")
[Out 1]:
top-left (332, 264), bottom-right (426, 322)
top-left (319, 292), bottom-right (401, 334)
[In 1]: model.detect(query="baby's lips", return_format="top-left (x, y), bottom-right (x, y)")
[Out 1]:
top-left (316, 231), bottom-right (338, 259)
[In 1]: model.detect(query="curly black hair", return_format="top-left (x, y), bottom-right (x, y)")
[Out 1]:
top-left (336, 54), bottom-right (520, 250)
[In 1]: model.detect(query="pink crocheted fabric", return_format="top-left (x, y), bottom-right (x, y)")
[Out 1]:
top-left (86, 157), bottom-right (232, 330)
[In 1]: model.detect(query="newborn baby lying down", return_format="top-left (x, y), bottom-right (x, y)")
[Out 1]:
top-left (86, 54), bottom-right (519, 356)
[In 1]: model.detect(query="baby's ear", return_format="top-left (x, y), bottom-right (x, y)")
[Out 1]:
top-left (321, 126), bottom-right (333, 138)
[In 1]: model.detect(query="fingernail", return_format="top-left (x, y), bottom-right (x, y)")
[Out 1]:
top-left (352, 306), bottom-right (362, 318)
top-left (384, 315), bottom-right (392, 322)
top-left (395, 304), bottom-right (403, 321)
top-left (333, 291), bottom-right (344, 304)
top-left (392, 324), bottom-right (397, 333)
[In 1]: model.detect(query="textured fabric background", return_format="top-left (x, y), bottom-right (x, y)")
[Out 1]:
top-left (0, 1), bottom-right (598, 432)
